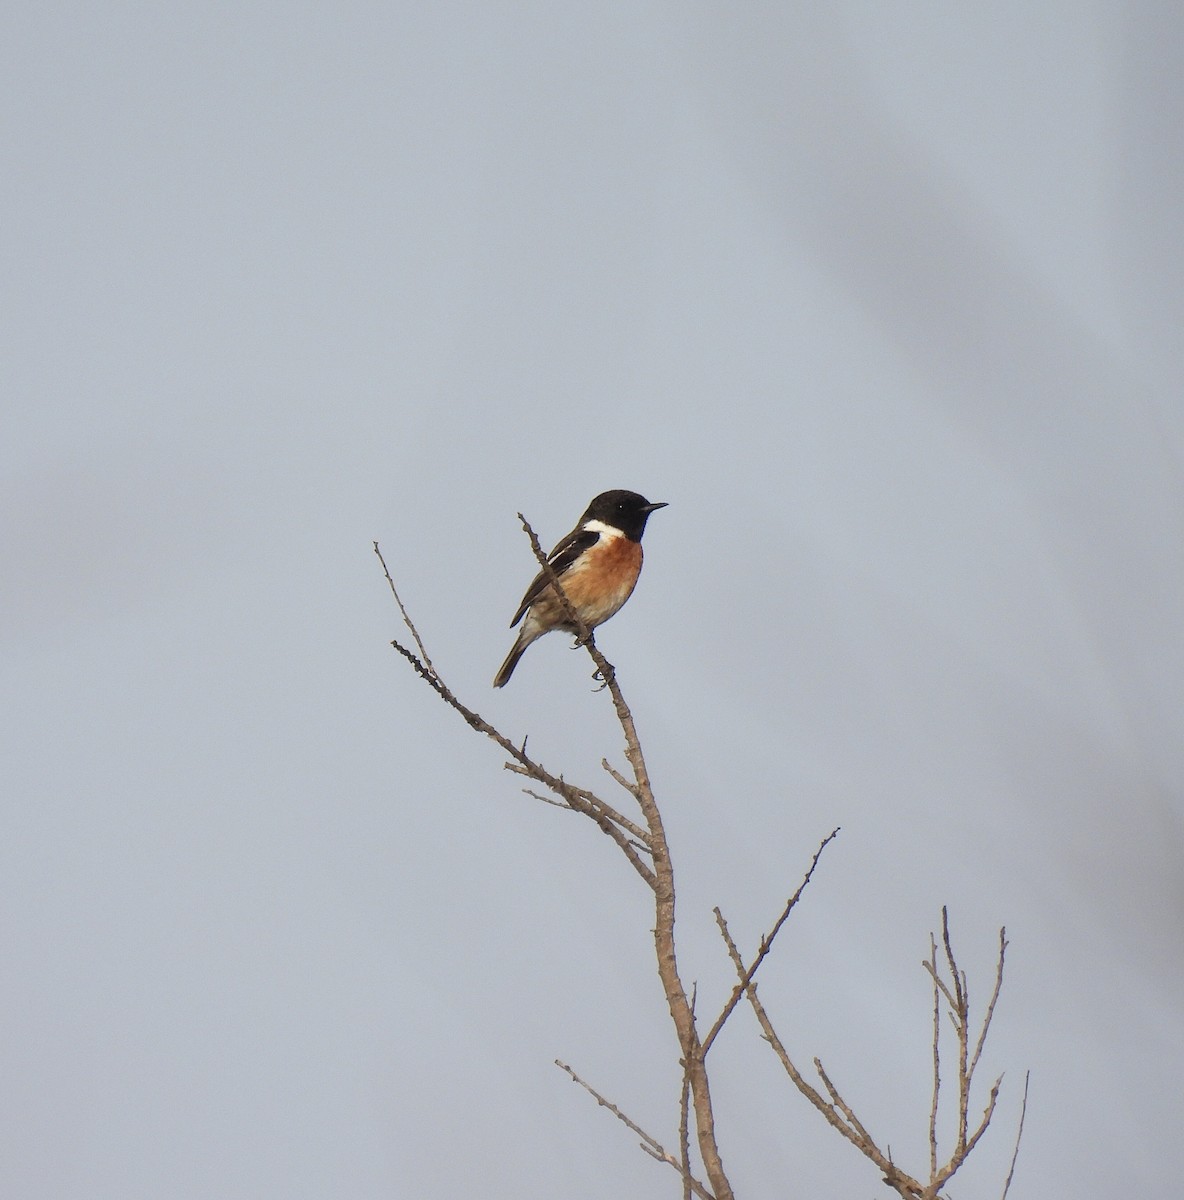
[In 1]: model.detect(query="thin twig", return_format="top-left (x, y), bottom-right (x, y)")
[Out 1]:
top-left (938, 907), bottom-right (971, 1153)
top-left (555, 1061), bottom-right (665, 1157)
top-left (922, 959), bottom-right (961, 1015)
top-left (506, 762), bottom-right (651, 845)
top-left (966, 1077), bottom-right (1003, 1153)
top-left (813, 1058), bottom-right (877, 1148)
top-left (523, 788), bottom-right (579, 810)
top-left (969, 927), bottom-right (1009, 1082)
top-left (701, 829), bottom-right (840, 1057)
top-left (681, 985), bottom-right (697, 1200)
top-left (928, 933), bottom-right (941, 1181)
top-left (1000, 1072), bottom-right (1030, 1200)
top-left (602, 757), bottom-right (642, 799)
top-left (373, 542), bottom-right (436, 675)
top-left (932, 1076), bottom-right (1002, 1192)
top-left (555, 1061), bottom-right (715, 1200)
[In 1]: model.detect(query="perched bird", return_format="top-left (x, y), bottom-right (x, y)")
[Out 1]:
top-left (493, 489), bottom-right (667, 688)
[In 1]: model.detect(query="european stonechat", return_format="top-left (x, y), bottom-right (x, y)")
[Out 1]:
top-left (493, 489), bottom-right (667, 688)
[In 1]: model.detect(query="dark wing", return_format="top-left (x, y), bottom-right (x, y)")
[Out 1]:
top-left (509, 526), bottom-right (599, 627)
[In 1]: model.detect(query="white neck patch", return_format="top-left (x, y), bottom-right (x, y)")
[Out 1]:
top-left (583, 519), bottom-right (624, 540)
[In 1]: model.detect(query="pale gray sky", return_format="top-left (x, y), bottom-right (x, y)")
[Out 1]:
top-left (3, 4), bottom-right (1182, 1197)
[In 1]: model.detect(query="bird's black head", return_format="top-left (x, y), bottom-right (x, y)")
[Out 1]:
top-left (581, 489), bottom-right (668, 542)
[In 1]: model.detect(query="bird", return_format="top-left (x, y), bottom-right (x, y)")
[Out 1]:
top-left (493, 489), bottom-right (668, 688)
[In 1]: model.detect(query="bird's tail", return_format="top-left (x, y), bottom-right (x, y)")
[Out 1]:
top-left (493, 633), bottom-right (528, 688)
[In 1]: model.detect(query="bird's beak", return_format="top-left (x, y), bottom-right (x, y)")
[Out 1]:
top-left (644, 501), bottom-right (669, 513)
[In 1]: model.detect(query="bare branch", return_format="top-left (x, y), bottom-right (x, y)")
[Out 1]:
top-left (380, 527), bottom-right (732, 1198)
top-left (518, 514), bottom-right (599, 665)
top-left (715, 901), bottom-right (1020, 1200)
top-left (554, 1060), bottom-right (664, 1157)
top-left (966, 1076), bottom-right (1003, 1153)
top-left (813, 1058), bottom-right (878, 1149)
top-left (519, 788), bottom-right (648, 865)
top-left (602, 757), bottom-right (642, 800)
top-left (517, 515), bottom-right (655, 810)
top-left (381, 532), bottom-right (1024, 1200)
top-left (928, 933), bottom-right (941, 1181)
top-left (969, 927), bottom-right (1009, 1082)
top-left (511, 778), bottom-right (655, 885)
top-left (921, 958), bottom-right (961, 1015)
top-left (1000, 1072), bottom-right (1030, 1200)
top-left (924, 912), bottom-right (1013, 1196)
top-left (935, 907), bottom-right (972, 1154)
top-left (517, 517), bottom-right (735, 1200)
top-left (679, 1067), bottom-right (693, 1200)
top-left (376, 550), bottom-right (660, 891)
top-left (505, 762), bottom-right (651, 846)
top-left (701, 828), bottom-right (840, 1057)
top-left (555, 1061), bottom-right (715, 1200)
top-left (681, 985), bottom-right (698, 1200)
top-left (932, 1076), bottom-right (1002, 1192)
top-left (373, 542), bottom-right (437, 676)
top-left (522, 788), bottom-right (572, 810)
top-left (713, 908), bottom-right (928, 1199)
top-left (939, 907), bottom-right (965, 1019)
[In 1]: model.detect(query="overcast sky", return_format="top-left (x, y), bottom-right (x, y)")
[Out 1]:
top-left (3, 3), bottom-right (1182, 1197)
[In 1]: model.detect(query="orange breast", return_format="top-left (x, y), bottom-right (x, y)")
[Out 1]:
top-left (533, 537), bottom-right (643, 630)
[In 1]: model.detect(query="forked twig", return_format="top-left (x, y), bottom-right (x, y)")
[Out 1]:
top-left (716, 899), bottom-right (1018, 1200)
top-left (921, 910), bottom-right (1012, 1196)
